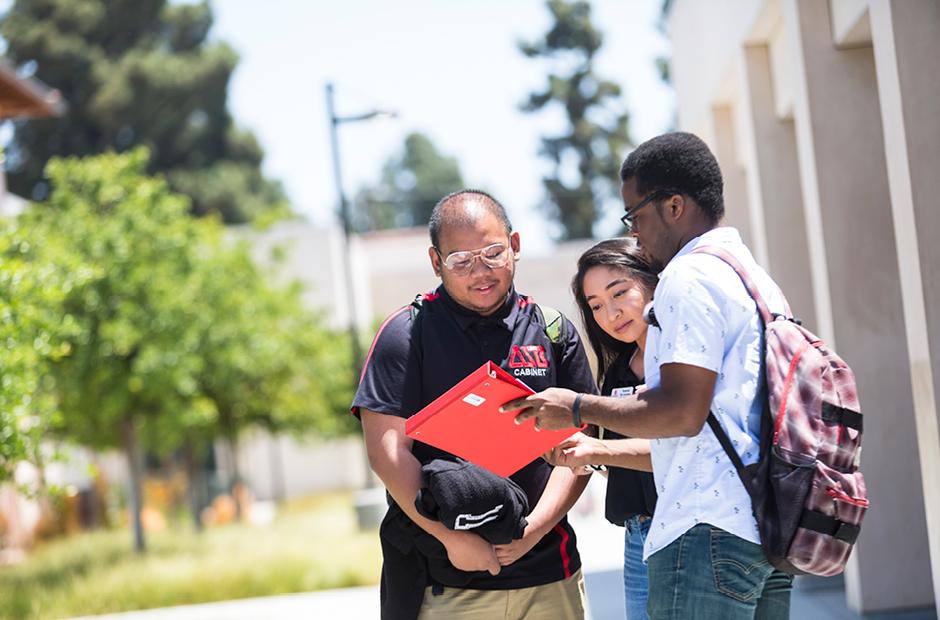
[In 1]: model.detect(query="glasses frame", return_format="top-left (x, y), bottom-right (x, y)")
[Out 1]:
top-left (435, 242), bottom-right (511, 275)
top-left (620, 189), bottom-right (679, 230)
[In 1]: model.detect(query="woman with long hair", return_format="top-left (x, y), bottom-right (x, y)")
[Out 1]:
top-left (554, 237), bottom-right (658, 620)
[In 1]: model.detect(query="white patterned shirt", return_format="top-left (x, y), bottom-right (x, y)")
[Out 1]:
top-left (642, 227), bottom-right (786, 561)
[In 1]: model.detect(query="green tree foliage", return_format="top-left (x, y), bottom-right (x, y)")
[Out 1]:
top-left (520, 0), bottom-right (633, 239)
top-left (7, 149), bottom-right (353, 549)
top-left (0, 217), bottom-right (83, 482)
top-left (0, 0), bottom-right (286, 224)
top-left (352, 132), bottom-right (464, 232)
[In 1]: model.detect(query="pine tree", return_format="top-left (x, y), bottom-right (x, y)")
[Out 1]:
top-left (352, 131), bottom-right (464, 232)
top-left (0, 0), bottom-right (286, 223)
top-left (520, 0), bottom-right (632, 239)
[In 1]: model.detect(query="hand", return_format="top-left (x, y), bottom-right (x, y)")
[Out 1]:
top-left (442, 530), bottom-right (500, 575)
top-left (554, 433), bottom-right (608, 470)
top-left (493, 525), bottom-right (542, 566)
top-left (501, 387), bottom-right (579, 431)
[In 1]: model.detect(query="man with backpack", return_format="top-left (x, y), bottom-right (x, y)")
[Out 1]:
top-left (505, 133), bottom-right (795, 618)
top-left (353, 189), bottom-right (598, 619)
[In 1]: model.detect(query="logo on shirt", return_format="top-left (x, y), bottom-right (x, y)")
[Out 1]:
top-left (509, 344), bottom-right (549, 377)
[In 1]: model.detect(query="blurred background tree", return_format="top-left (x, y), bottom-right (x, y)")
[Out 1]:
top-left (0, 217), bottom-right (83, 483)
top-left (10, 149), bottom-right (353, 551)
top-left (519, 0), bottom-right (633, 239)
top-left (351, 131), bottom-right (464, 232)
top-left (0, 0), bottom-right (287, 224)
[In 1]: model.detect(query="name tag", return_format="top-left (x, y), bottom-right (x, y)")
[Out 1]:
top-left (611, 385), bottom-right (644, 398)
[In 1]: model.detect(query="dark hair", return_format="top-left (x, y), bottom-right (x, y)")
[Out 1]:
top-left (428, 189), bottom-right (512, 248)
top-left (571, 238), bottom-right (658, 383)
top-left (619, 132), bottom-right (725, 223)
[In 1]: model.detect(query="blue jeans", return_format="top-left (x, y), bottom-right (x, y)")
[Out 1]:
top-left (624, 515), bottom-right (651, 620)
top-left (646, 524), bottom-right (792, 620)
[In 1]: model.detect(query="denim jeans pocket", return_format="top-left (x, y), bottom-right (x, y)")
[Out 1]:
top-left (709, 527), bottom-right (772, 602)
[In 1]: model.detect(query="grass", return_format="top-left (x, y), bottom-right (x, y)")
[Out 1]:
top-left (0, 491), bottom-right (382, 620)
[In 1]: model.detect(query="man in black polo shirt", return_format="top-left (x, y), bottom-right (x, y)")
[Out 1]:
top-left (353, 190), bottom-right (597, 619)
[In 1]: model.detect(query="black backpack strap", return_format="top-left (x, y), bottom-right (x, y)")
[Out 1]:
top-left (799, 509), bottom-right (861, 544)
top-left (706, 412), bottom-right (753, 498)
top-left (409, 294), bottom-right (424, 322)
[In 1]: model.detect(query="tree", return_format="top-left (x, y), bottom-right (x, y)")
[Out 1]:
top-left (12, 149), bottom-right (355, 546)
top-left (519, 0), bottom-right (633, 239)
top-left (17, 149), bottom-right (212, 551)
top-left (0, 218), bottom-right (83, 482)
top-left (352, 132), bottom-right (464, 232)
top-left (0, 0), bottom-right (287, 224)
top-left (177, 243), bottom-right (356, 522)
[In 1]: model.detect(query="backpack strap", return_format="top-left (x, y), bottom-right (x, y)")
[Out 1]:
top-left (410, 293), bottom-right (424, 321)
top-left (534, 303), bottom-right (568, 367)
top-left (690, 247), bottom-right (776, 500)
top-left (690, 246), bottom-right (787, 324)
top-left (706, 413), bottom-right (754, 498)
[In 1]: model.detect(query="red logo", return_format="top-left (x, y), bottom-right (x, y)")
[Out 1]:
top-left (509, 345), bottom-right (549, 369)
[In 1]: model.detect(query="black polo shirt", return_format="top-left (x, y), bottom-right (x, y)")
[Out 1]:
top-left (353, 285), bottom-right (597, 590)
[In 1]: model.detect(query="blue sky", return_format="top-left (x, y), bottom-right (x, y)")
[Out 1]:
top-left (0, 1), bottom-right (674, 246)
top-left (212, 0), bottom-right (674, 248)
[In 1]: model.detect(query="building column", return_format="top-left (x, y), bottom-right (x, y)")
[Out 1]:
top-left (785, 0), bottom-right (934, 612)
top-left (740, 43), bottom-right (817, 326)
top-left (711, 105), bottom-right (754, 250)
top-left (869, 0), bottom-right (940, 606)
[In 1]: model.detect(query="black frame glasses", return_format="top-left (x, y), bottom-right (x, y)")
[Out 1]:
top-left (620, 190), bottom-right (679, 230)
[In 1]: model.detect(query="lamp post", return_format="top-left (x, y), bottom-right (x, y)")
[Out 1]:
top-left (325, 82), bottom-right (396, 379)
top-left (325, 82), bottom-right (395, 528)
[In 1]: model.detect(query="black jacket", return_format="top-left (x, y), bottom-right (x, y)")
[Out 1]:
top-left (380, 458), bottom-right (530, 620)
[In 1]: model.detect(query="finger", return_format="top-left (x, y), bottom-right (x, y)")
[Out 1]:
top-left (499, 397), bottom-right (529, 413)
top-left (488, 557), bottom-right (501, 575)
top-left (513, 409), bottom-right (537, 425)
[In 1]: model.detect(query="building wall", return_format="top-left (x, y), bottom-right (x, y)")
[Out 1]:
top-left (667, 0), bottom-right (940, 612)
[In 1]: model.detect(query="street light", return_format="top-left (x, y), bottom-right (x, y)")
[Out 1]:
top-left (325, 82), bottom-right (396, 380)
top-left (325, 82), bottom-right (396, 529)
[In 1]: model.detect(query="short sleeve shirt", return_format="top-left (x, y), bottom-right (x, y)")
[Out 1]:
top-left (642, 227), bottom-right (786, 561)
top-left (353, 285), bottom-right (597, 589)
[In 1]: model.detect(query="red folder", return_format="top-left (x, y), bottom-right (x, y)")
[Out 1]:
top-left (405, 361), bottom-right (583, 477)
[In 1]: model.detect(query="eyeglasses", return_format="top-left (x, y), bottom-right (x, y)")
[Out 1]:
top-left (435, 242), bottom-right (511, 276)
top-left (620, 190), bottom-right (678, 231)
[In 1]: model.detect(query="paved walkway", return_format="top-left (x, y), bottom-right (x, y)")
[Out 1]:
top-left (69, 478), bottom-right (937, 619)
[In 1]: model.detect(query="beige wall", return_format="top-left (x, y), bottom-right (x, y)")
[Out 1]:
top-left (668, 0), bottom-right (939, 612)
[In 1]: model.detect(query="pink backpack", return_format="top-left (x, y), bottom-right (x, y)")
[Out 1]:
top-left (692, 246), bottom-right (867, 576)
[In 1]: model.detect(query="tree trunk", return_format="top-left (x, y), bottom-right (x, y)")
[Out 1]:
top-left (183, 439), bottom-right (204, 533)
top-left (122, 416), bottom-right (146, 553)
top-left (228, 434), bottom-right (242, 522)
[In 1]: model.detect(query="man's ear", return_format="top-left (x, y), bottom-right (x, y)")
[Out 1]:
top-left (666, 194), bottom-right (686, 223)
top-left (510, 231), bottom-right (521, 260)
top-left (428, 246), bottom-right (442, 278)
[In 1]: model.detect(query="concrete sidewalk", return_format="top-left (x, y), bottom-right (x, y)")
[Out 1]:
top-left (68, 478), bottom-right (937, 619)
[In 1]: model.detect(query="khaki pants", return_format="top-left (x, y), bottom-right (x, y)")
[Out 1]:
top-left (416, 569), bottom-right (586, 620)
